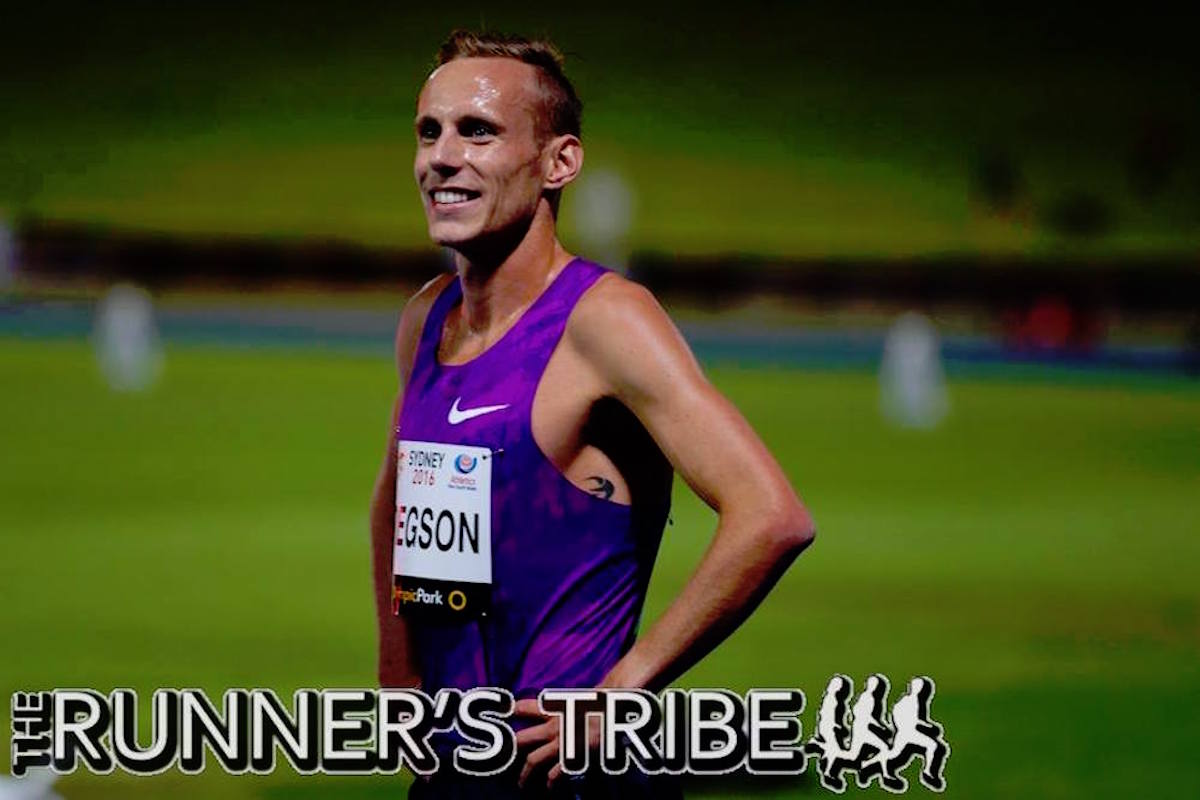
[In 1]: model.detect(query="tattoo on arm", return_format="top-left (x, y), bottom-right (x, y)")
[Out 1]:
top-left (586, 476), bottom-right (615, 501)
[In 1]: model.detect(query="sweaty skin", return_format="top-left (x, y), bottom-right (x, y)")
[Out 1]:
top-left (368, 54), bottom-right (815, 788)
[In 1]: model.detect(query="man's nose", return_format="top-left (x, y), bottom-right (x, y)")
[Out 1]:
top-left (429, 132), bottom-right (465, 176)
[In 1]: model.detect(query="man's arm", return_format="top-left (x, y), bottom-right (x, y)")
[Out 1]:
top-left (370, 275), bottom-right (452, 688)
top-left (578, 277), bottom-right (816, 692)
top-left (517, 276), bottom-right (815, 786)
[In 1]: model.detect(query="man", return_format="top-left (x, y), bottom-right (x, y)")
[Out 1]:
top-left (369, 30), bottom-right (815, 797)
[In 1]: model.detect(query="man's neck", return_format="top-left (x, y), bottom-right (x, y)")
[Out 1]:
top-left (451, 209), bottom-right (574, 337)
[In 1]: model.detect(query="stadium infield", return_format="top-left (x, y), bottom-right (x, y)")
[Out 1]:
top-left (2, 338), bottom-right (1198, 798)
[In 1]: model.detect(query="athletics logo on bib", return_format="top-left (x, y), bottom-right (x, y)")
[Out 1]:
top-left (392, 440), bottom-right (493, 619)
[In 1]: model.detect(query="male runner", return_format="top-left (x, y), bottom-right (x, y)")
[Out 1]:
top-left (369, 30), bottom-right (816, 797)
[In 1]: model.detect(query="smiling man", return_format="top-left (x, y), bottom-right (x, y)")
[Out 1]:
top-left (369, 30), bottom-right (815, 798)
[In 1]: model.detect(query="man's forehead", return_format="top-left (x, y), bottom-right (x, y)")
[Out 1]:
top-left (418, 57), bottom-right (541, 118)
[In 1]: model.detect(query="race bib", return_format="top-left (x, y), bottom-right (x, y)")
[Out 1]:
top-left (392, 440), bottom-right (492, 619)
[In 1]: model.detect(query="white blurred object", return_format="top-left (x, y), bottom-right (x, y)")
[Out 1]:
top-left (94, 283), bottom-right (163, 392)
top-left (0, 768), bottom-right (63, 800)
top-left (0, 216), bottom-right (14, 291)
top-left (569, 168), bottom-right (634, 271)
top-left (880, 311), bottom-right (948, 429)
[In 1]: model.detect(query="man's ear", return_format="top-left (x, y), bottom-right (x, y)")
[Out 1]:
top-left (544, 134), bottom-right (584, 190)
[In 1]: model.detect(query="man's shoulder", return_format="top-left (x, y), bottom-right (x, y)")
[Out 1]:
top-left (567, 267), bottom-right (695, 395)
top-left (568, 268), bottom-right (666, 348)
top-left (403, 271), bottom-right (456, 322)
top-left (395, 272), bottom-right (455, 376)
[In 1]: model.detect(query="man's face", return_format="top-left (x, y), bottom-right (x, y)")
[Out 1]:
top-left (414, 57), bottom-right (550, 248)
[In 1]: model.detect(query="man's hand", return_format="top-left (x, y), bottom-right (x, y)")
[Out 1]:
top-left (514, 698), bottom-right (601, 790)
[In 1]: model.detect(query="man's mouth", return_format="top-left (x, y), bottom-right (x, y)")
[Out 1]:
top-left (430, 188), bottom-right (481, 207)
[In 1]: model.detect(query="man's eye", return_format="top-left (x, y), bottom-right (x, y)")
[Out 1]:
top-left (466, 123), bottom-right (494, 138)
top-left (418, 122), bottom-right (440, 142)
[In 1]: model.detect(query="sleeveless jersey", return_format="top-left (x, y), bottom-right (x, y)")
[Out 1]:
top-left (395, 258), bottom-right (670, 699)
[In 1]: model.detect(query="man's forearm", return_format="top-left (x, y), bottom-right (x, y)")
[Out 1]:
top-left (601, 509), bottom-right (813, 692)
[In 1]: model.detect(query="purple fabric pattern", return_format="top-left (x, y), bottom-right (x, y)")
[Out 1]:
top-left (396, 258), bottom-right (669, 700)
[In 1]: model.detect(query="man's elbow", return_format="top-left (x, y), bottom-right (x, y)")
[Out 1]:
top-left (760, 501), bottom-right (816, 560)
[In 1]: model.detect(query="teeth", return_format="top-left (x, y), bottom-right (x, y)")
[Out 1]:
top-left (433, 190), bottom-right (472, 204)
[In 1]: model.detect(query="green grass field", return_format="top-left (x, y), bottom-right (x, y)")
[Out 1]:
top-left (2, 337), bottom-right (1199, 798)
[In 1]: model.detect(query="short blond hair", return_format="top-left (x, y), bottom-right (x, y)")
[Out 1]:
top-left (436, 29), bottom-right (583, 140)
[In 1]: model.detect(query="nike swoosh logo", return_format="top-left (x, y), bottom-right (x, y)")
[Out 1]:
top-left (448, 397), bottom-right (510, 425)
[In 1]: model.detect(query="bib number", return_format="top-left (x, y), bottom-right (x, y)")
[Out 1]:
top-left (392, 440), bottom-right (493, 619)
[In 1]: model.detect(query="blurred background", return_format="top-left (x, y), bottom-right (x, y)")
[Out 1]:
top-left (2, 1), bottom-right (1197, 797)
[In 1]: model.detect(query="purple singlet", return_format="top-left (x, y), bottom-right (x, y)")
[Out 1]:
top-left (395, 258), bottom-right (670, 699)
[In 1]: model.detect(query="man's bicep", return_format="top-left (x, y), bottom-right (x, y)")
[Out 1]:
top-left (574, 279), bottom-right (704, 411)
top-left (576, 281), bottom-right (793, 514)
top-left (633, 369), bottom-right (790, 517)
